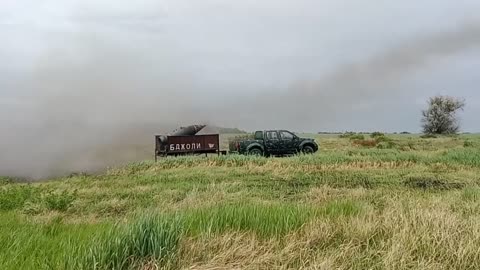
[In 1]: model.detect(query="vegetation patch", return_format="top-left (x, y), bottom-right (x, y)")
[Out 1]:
top-left (339, 132), bottom-right (370, 141)
top-left (462, 187), bottom-right (480, 202)
top-left (0, 176), bottom-right (13, 185)
top-left (436, 148), bottom-right (480, 167)
top-left (84, 215), bottom-right (182, 270)
top-left (352, 139), bottom-right (377, 148)
top-left (350, 134), bottom-right (397, 149)
top-left (42, 190), bottom-right (77, 212)
top-left (420, 134), bottom-right (438, 139)
top-left (183, 203), bottom-right (316, 238)
top-left (404, 177), bottom-right (465, 191)
top-left (370, 132), bottom-right (385, 138)
top-left (320, 200), bottom-right (362, 218)
top-left (0, 185), bottom-right (41, 211)
top-left (339, 132), bottom-right (357, 139)
top-left (464, 140), bottom-right (475, 148)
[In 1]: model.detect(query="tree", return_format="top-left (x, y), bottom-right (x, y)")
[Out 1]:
top-left (421, 95), bottom-right (465, 135)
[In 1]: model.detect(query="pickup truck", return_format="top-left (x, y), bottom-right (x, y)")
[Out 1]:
top-left (229, 130), bottom-right (318, 156)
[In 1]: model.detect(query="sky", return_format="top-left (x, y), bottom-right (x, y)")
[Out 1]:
top-left (1, 0), bottom-right (480, 177)
top-left (1, 0), bottom-right (480, 131)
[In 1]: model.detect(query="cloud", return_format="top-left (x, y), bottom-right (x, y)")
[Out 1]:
top-left (197, 22), bottom-right (480, 131)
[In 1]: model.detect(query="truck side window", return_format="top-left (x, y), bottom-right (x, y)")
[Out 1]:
top-left (280, 131), bottom-right (294, 140)
top-left (266, 131), bottom-right (279, 140)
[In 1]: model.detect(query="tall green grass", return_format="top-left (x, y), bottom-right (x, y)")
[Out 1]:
top-left (1, 201), bottom-right (359, 269)
top-left (183, 203), bottom-right (316, 237)
top-left (436, 148), bottom-right (480, 167)
top-left (0, 185), bottom-right (77, 213)
top-left (84, 215), bottom-right (183, 270)
top-left (0, 185), bottom-right (41, 211)
top-left (83, 203), bottom-right (330, 269)
top-left (0, 214), bottom-right (108, 270)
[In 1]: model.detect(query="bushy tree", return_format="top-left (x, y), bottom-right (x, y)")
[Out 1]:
top-left (421, 96), bottom-right (465, 135)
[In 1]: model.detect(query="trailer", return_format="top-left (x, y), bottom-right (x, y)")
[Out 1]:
top-left (155, 125), bottom-right (227, 161)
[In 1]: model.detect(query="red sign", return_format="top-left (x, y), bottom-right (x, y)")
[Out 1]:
top-left (165, 134), bottom-right (219, 154)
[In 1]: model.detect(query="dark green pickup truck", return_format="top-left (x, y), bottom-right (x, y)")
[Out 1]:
top-left (229, 130), bottom-right (318, 156)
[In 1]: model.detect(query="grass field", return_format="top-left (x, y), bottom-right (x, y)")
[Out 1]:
top-left (2, 134), bottom-right (480, 269)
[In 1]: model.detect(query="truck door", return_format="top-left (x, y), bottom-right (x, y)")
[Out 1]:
top-left (279, 131), bottom-right (297, 154)
top-left (264, 130), bottom-right (281, 154)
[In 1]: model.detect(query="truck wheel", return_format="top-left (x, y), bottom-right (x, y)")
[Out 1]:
top-left (302, 145), bottom-right (315, 154)
top-left (249, 148), bottom-right (263, 156)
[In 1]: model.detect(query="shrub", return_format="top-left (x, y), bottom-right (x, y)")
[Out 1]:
top-left (404, 177), bottom-right (465, 191)
top-left (404, 141), bottom-right (416, 150)
top-left (349, 134), bottom-right (365, 140)
top-left (339, 132), bottom-right (356, 139)
top-left (371, 132), bottom-right (385, 138)
top-left (420, 134), bottom-right (438, 139)
top-left (353, 139), bottom-right (378, 147)
top-left (0, 185), bottom-right (41, 211)
top-left (42, 190), bottom-right (77, 212)
top-left (0, 177), bottom-right (12, 185)
top-left (373, 135), bottom-right (396, 149)
top-left (422, 95), bottom-right (465, 135)
top-left (22, 201), bottom-right (45, 215)
top-left (0, 176), bottom-right (29, 184)
top-left (374, 135), bottom-right (391, 142)
top-left (464, 140), bottom-right (475, 148)
top-left (377, 141), bottom-right (396, 149)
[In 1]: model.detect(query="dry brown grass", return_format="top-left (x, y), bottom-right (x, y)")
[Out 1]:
top-left (176, 198), bottom-right (480, 270)
top-left (353, 139), bottom-right (379, 147)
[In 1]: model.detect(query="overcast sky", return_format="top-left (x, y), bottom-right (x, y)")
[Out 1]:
top-left (1, 0), bottom-right (480, 132)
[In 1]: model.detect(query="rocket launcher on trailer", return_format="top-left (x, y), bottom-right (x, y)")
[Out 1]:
top-left (155, 125), bottom-right (225, 160)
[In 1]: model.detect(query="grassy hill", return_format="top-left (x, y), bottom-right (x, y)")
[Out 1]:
top-left (1, 134), bottom-right (480, 269)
